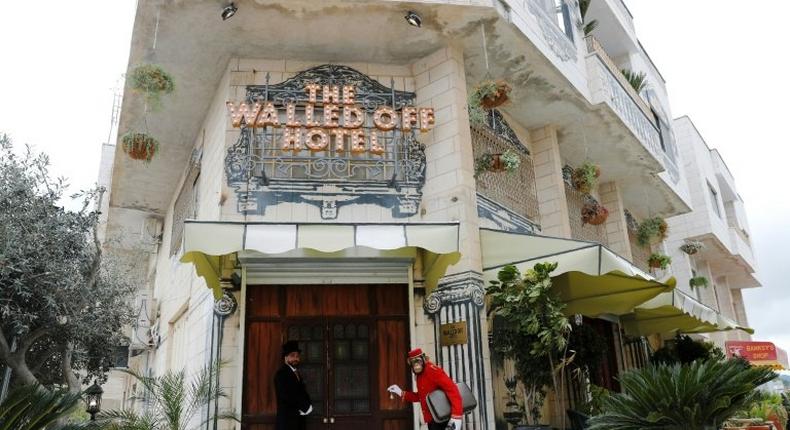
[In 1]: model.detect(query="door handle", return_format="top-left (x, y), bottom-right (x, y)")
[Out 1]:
top-left (329, 417), bottom-right (335, 423)
top-left (323, 417), bottom-right (328, 423)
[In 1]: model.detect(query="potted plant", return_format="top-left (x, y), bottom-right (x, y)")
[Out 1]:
top-left (129, 63), bottom-right (175, 108)
top-left (680, 240), bottom-right (705, 255)
top-left (571, 161), bottom-right (601, 194)
top-left (487, 263), bottom-right (572, 429)
top-left (474, 150), bottom-right (521, 178)
top-left (587, 359), bottom-right (777, 430)
top-left (581, 199), bottom-right (609, 226)
top-left (647, 253), bottom-right (672, 270)
top-left (121, 132), bottom-right (160, 162)
top-left (689, 275), bottom-right (709, 289)
top-left (469, 80), bottom-right (512, 109)
top-left (620, 69), bottom-right (648, 93)
top-left (468, 103), bottom-right (487, 126)
top-left (636, 217), bottom-right (669, 247)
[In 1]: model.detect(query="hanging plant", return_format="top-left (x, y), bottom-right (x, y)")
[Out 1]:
top-left (121, 132), bottom-right (160, 162)
top-left (648, 253), bottom-right (672, 270)
top-left (474, 150), bottom-right (521, 178)
top-left (689, 276), bottom-right (709, 289)
top-left (572, 161), bottom-right (601, 193)
top-left (129, 64), bottom-right (175, 108)
top-left (468, 103), bottom-right (487, 126)
top-left (581, 199), bottom-right (609, 226)
top-left (680, 240), bottom-right (705, 255)
top-left (621, 69), bottom-right (648, 93)
top-left (636, 217), bottom-right (669, 247)
top-left (469, 80), bottom-right (511, 109)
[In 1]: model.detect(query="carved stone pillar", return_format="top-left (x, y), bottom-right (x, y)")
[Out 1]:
top-left (424, 271), bottom-right (489, 430)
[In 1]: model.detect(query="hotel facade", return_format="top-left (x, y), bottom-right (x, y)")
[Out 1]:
top-left (99, 1), bottom-right (762, 428)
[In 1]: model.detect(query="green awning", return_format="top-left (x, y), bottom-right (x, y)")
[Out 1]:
top-left (481, 229), bottom-right (675, 317)
top-left (621, 290), bottom-right (754, 336)
top-left (180, 221), bottom-right (461, 298)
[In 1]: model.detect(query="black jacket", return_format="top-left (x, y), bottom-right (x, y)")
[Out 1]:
top-left (274, 364), bottom-right (312, 430)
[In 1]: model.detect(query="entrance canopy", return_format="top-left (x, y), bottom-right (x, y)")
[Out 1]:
top-left (621, 290), bottom-right (754, 336)
top-left (480, 229), bottom-right (675, 317)
top-left (181, 221), bottom-right (461, 298)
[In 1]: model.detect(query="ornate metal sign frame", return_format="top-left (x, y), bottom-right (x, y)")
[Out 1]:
top-left (225, 65), bottom-right (426, 219)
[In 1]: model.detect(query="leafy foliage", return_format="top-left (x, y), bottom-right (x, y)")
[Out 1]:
top-left (587, 359), bottom-right (776, 430)
top-left (647, 253), bottom-right (672, 270)
top-left (469, 80), bottom-right (511, 109)
top-left (571, 162), bottom-right (600, 194)
top-left (578, 0), bottom-right (599, 35)
top-left (0, 384), bottom-right (94, 430)
top-left (743, 393), bottom-right (789, 429)
top-left (621, 69), bottom-right (649, 93)
top-left (98, 363), bottom-right (237, 430)
top-left (487, 263), bottom-right (571, 424)
top-left (128, 64), bottom-right (175, 109)
top-left (567, 323), bottom-right (608, 382)
top-left (473, 150), bottom-right (521, 178)
top-left (651, 334), bottom-right (726, 365)
top-left (689, 275), bottom-right (710, 289)
top-left (0, 134), bottom-right (136, 390)
top-left (121, 132), bottom-right (160, 162)
top-left (679, 240), bottom-right (705, 255)
top-left (636, 217), bottom-right (668, 247)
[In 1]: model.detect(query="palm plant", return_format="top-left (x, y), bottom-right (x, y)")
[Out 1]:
top-left (579, 0), bottom-right (599, 35)
top-left (98, 363), bottom-right (237, 430)
top-left (0, 384), bottom-right (93, 430)
top-left (621, 69), bottom-right (648, 93)
top-left (587, 359), bottom-right (777, 430)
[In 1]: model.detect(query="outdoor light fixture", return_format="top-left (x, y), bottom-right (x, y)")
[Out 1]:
top-left (84, 381), bottom-right (104, 421)
top-left (221, 3), bottom-right (238, 21)
top-left (404, 11), bottom-right (422, 28)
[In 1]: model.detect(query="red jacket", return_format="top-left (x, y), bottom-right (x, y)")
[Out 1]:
top-left (402, 362), bottom-right (463, 423)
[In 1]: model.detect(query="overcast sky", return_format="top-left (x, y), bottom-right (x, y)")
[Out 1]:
top-left (0, 2), bottom-right (787, 356)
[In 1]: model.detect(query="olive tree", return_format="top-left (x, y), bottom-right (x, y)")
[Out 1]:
top-left (0, 134), bottom-right (136, 392)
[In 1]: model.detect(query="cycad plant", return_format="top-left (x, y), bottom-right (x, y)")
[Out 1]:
top-left (99, 363), bottom-right (237, 430)
top-left (0, 384), bottom-right (93, 430)
top-left (587, 359), bottom-right (777, 430)
top-left (621, 69), bottom-right (648, 93)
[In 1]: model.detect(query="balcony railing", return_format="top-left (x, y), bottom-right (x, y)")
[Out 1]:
top-left (627, 230), bottom-right (652, 273)
top-left (471, 122), bottom-right (540, 224)
top-left (564, 184), bottom-right (608, 245)
top-left (586, 36), bottom-right (663, 160)
top-left (729, 227), bottom-right (756, 271)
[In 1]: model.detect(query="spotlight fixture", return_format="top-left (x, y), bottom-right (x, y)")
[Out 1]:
top-left (404, 11), bottom-right (422, 28)
top-left (221, 3), bottom-right (238, 21)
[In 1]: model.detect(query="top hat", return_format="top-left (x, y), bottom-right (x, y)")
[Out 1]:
top-left (282, 340), bottom-right (301, 357)
top-left (407, 348), bottom-right (424, 359)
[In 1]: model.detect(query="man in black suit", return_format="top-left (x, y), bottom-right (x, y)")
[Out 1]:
top-left (274, 340), bottom-right (313, 430)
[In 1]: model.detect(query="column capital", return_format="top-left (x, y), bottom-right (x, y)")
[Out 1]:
top-left (424, 271), bottom-right (485, 314)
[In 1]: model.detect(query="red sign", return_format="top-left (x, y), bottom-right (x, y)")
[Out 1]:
top-left (725, 341), bottom-right (778, 362)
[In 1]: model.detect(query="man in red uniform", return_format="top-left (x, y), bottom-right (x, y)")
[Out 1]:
top-left (387, 348), bottom-right (463, 430)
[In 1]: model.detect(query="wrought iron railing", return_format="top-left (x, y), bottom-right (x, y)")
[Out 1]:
top-left (564, 183), bottom-right (608, 245)
top-left (471, 116), bottom-right (540, 225)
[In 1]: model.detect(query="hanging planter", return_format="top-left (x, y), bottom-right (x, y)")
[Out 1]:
top-left (636, 217), bottom-right (668, 247)
top-left (121, 132), bottom-right (160, 162)
top-left (469, 80), bottom-right (511, 109)
top-left (129, 64), bottom-right (175, 108)
top-left (581, 199), bottom-right (609, 225)
top-left (571, 162), bottom-right (601, 194)
top-left (689, 276), bottom-right (709, 289)
top-left (648, 253), bottom-right (672, 270)
top-left (468, 103), bottom-right (488, 126)
top-left (680, 240), bottom-right (705, 255)
top-left (474, 150), bottom-right (520, 178)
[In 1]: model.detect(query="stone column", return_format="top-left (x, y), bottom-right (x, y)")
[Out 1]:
top-left (412, 44), bottom-right (493, 429)
top-left (530, 126), bottom-right (571, 237)
top-left (599, 181), bottom-right (632, 259)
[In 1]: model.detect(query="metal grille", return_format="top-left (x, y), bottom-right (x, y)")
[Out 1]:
top-left (169, 157), bottom-right (201, 256)
top-left (471, 124), bottom-right (540, 224)
top-left (628, 229), bottom-right (652, 273)
top-left (622, 336), bottom-right (652, 371)
top-left (565, 183), bottom-right (608, 245)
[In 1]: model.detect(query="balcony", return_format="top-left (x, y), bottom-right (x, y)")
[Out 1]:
top-left (625, 210), bottom-right (651, 273)
top-left (472, 112), bottom-right (540, 229)
top-left (729, 227), bottom-right (756, 273)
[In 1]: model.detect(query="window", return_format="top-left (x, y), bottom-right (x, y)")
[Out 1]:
top-left (708, 183), bottom-right (722, 218)
top-left (554, 0), bottom-right (574, 41)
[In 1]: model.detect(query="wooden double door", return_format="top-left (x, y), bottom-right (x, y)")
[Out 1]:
top-left (243, 284), bottom-right (413, 430)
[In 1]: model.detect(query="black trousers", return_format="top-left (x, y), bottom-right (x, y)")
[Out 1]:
top-left (428, 421), bottom-right (449, 430)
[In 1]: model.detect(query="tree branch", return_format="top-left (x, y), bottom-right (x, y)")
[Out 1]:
top-left (0, 326), bottom-right (11, 362)
top-left (16, 326), bottom-right (53, 357)
top-left (84, 188), bottom-right (105, 291)
top-left (61, 342), bottom-right (81, 393)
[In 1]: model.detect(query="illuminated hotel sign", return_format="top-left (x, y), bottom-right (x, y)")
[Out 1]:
top-left (226, 84), bottom-right (435, 154)
top-left (224, 64), bottom-right (430, 219)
